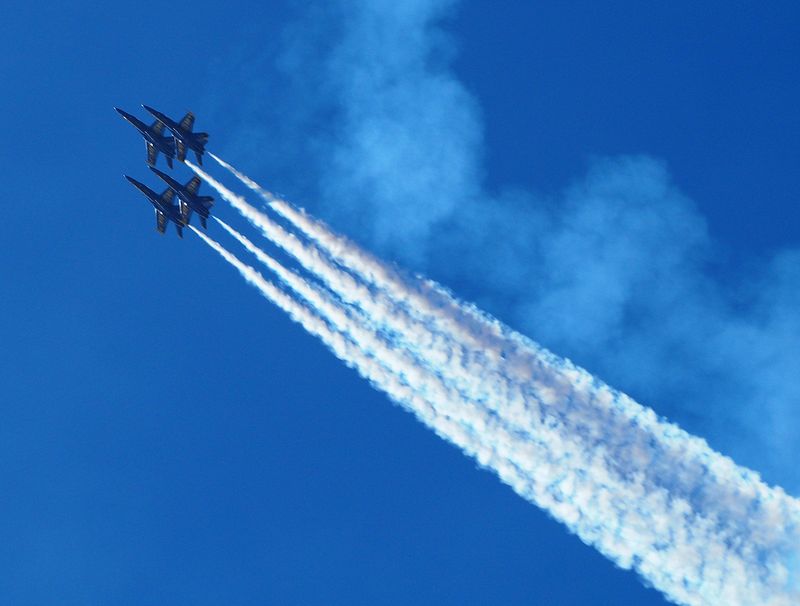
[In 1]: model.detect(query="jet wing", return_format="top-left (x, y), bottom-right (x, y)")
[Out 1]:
top-left (179, 112), bottom-right (195, 132)
top-left (155, 209), bottom-right (167, 234)
top-left (151, 120), bottom-right (165, 135)
top-left (146, 142), bottom-right (157, 166)
top-left (185, 176), bottom-right (201, 196)
top-left (176, 139), bottom-right (187, 163)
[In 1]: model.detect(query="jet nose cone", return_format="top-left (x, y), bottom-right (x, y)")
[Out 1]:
top-left (142, 104), bottom-right (161, 118)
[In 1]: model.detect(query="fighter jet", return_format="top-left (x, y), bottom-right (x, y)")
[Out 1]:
top-left (149, 167), bottom-right (215, 229)
top-left (124, 175), bottom-right (189, 238)
top-left (142, 105), bottom-right (209, 165)
top-left (115, 107), bottom-right (176, 168)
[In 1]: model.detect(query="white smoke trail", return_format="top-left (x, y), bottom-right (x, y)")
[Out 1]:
top-left (209, 152), bottom-right (520, 361)
top-left (190, 225), bottom-right (443, 426)
top-left (212, 215), bottom-right (503, 406)
top-left (204, 155), bottom-right (581, 438)
top-left (201, 222), bottom-right (773, 606)
top-left (191, 225), bottom-right (518, 470)
top-left (196, 163), bottom-right (800, 604)
top-left (190, 159), bottom-right (523, 416)
top-left (212, 216), bottom-right (456, 403)
top-left (200, 161), bottom-right (800, 576)
top-left (210, 217), bottom-right (563, 507)
top-left (189, 224), bottom-right (596, 535)
top-left (188, 161), bottom-right (471, 378)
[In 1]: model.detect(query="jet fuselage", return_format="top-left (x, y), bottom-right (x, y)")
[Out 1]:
top-left (125, 176), bottom-right (185, 232)
top-left (115, 107), bottom-right (176, 165)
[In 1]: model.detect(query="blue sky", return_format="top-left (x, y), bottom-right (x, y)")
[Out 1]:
top-left (1, 2), bottom-right (798, 604)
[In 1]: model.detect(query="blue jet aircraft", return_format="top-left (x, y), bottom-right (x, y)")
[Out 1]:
top-left (125, 175), bottom-right (189, 238)
top-left (149, 167), bottom-right (215, 229)
top-left (115, 107), bottom-right (176, 168)
top-left (142, 105), bottom-right (209, 165)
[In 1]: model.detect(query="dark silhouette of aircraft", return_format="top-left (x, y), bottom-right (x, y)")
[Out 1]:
top-left (124, 175), bottom-right (188, 238)
top-left (142, 105), bottom-right (209, 165)
top-left (115, 107), bottom-right (175, 168)
top-left (149, 167), bottom-right (215, 229)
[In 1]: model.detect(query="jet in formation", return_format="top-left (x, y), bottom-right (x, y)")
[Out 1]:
top-left (143, 105), bottom-right (209, 165)
top-left (115, 107), bottom-right (176, 168)
top-left (118, 105), bottom-right (214, 237)
top-left (125, 175), bottom-right (189, 238)
top-left (150, 167), bottom-right (215, 229)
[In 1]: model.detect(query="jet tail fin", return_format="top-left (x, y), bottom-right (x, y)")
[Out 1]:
top-left (200, 216), bottom-right (207, 229)
top-left (166, 156), bottom-right (173, 169)
top-left (176, 224), bottom-right (184, 239)
top-left (195, 151), bottom-right (203, 165)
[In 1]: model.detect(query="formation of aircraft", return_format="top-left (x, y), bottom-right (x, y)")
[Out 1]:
top-left (116, 105), bottom-right (214, 237)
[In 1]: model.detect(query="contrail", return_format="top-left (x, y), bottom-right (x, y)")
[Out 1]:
top-left (188, 161), bottom-right (471, 378)
top-left (200, 222), bottom-right (753, 606)
top-left (204, 154), bottom-right (583, 420)
top-left (212, 216), bottom-right (500, 408)
top-left (191, 158), bottom-right (519, 413)
top-left (189, 224), bottom-right (592, 531)
top-left (209, 152), bottom-right (521, 360)
top-left (199, 162), bottom-right (800, 572)
top-left (211, 216), bottom-right (551, 491)
top-left (212, 216), bottom-right (451, 400)
top-left (195, 162), bottom-right (800, 605)
top-left (190, 225), bottom-right (509, 467)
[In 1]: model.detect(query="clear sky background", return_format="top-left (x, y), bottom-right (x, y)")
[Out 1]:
top-left (0, 2), bottom-right (798, 605)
